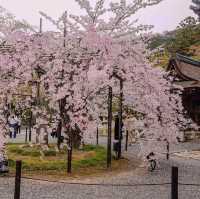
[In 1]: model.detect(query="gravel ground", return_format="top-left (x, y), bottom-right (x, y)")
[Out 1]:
top-left (1, 158), bottom-right (200, 199)
top-left (5, 135), bottom-right (200, 199)
top-left (2, 141), bottom-right (200, 199)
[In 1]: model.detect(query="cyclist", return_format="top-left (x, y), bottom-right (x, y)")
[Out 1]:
top-left (146, 152), bottom-right (157, 172)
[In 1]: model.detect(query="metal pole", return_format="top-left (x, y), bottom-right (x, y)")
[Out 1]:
top-left (14, 160), bottom-right (22, 199)
top-left (96, 126), bottom-right (99, 145)
top-left (117, 79), bottom-right (123, 159)
top-left (125, 130), bottom-right (129, 151)
top-left (107, 86), bottom-right (112, 168)
top-left (171, 167), bottom-right (178, 199)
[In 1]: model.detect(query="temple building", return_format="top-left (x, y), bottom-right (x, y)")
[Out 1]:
top-left (168, 54), bottom-right (200, 139)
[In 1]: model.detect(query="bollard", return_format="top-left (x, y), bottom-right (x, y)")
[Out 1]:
top-left (14, 160), bottom-right (22, 199)
top-left (171, 166), bottom-right (178, 199)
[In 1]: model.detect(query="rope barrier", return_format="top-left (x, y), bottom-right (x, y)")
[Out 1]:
top-left (4, 164), bottom-right (200, 189)
top-left (20, 176), bottom-right (171, 187)
top-left (179, 183), bottom-right (200, 187)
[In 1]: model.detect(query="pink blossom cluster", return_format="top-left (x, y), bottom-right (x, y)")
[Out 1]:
top-left (0, 0), bottom-right (195, 156)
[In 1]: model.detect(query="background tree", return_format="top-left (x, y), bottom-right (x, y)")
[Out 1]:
top-left (165, 16), bottom-right (200, 56)
top-left (190, 0), bottom-right (200, 21)
top-left (0, 7), bottom-right (35, 159)
top-left (0, 6), bottom-right (35, 41)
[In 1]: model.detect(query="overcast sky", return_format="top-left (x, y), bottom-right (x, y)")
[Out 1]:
top-left (0, 0), bottom-right (196, 33)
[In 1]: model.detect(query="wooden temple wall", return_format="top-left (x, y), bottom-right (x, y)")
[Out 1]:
top-left (182, 88), bottom-right (200, 140)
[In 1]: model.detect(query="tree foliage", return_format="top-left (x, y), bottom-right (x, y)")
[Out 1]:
top-left (190, 0), bottom-right (200, 21)
top-left (0, 0), bottom-right (196, 157)
top-left (165, 16), bottom-right (200, 56)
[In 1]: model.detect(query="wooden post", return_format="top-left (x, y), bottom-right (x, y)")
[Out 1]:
top-left (36, 18), bottom-right (43, 105)
top-left (67, 129), bottom-right (72, 173)
top-left (125, 130), bottom-right (128, 151)
top-left (96, 126), bottom-right (99, 145)
top-left (57, 119), bottom-right (62, 150)
top-left (107, 86), bottom-right (112, 168)
top-left (171, 166), bottom-right (178, 199)
top-left (67, 147), bottom-right (72, 173)
top-left (36, 81), bottom-right (40, 105)
top-left (39, 18), bottom-right (43, 33)
top-left (167, 140), bottom-right (169, 160)
top-left (117, 79), bottom-right (123, 159)
top-left (25, 127), bottom-right (27, 143)
top-left (57, 18), bottom-right (67, 151)
top-left (14, 160), bottom-right (22, 199)
top-left (62, 14), bottom-right (67, 48)
top-left (28, 112), bottom-right (32, 142)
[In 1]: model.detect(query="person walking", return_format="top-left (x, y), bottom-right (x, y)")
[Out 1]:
top-left (8, 115), bottom-right (18, 138)
top-left (15, 115), bottom-right (21, 134)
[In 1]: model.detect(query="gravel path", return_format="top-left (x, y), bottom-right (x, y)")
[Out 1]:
top-left (5, 136), bottom-right (200, 199)
top-left (1, 158), bottom-right (200, 199)
top-left (2, 141), bottom-right (200, 199)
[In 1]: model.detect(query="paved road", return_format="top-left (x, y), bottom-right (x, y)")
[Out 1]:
top-left (7, 128), bottom-right (57, 144)
top-left (8, 128), bottom-right (200, 152)
top-left (2, 139), bottom-right (200, 198)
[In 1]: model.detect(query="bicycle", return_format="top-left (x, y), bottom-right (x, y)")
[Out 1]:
top-left (146, 152), bottom-right (157, 172)
top-left (0, 154), bottom-right (9, 173)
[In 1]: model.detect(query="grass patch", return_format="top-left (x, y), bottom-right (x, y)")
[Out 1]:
top-left (5, 143), bottom-right (135, 179)
top-left (6, 143), bottom-right (107, 172)
top-left (73, 145), bottom-right (106, 169)
top-left (82, 144), bottom-right (104, 152)
top-left (43, 150), bottom-right (57, 156)
top-left (8, 144), bottom-right (41, 157)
